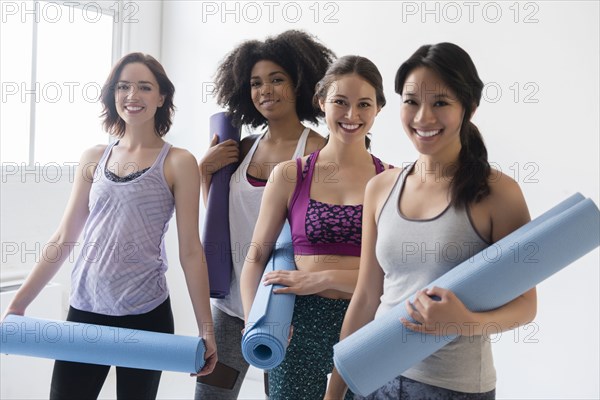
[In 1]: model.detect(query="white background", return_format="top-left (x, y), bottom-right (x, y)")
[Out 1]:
top-left (1, 1), bottom-right (598, 399)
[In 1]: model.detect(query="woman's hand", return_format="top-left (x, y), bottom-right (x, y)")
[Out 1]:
top-left (198, 135), bottom-right (239, 178)
top-left (263, 270), bottom-right (326, 295)
top-left (1, 307), bottom-right (24, 322)
top-left (401, 287), bottom-right (476, 336)
top-left (192, 334), bottom-right (218, 377)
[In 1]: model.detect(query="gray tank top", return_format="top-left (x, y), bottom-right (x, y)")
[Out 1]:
top-left (375, 163), bottom-right (496, 393)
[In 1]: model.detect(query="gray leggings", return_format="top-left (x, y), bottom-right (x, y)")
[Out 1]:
top-left (357, 376), bottom-right (495, 400)
top-left (194, 306), bottom-right (256, 400)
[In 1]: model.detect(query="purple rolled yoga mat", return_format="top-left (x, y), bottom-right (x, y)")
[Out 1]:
top-left (202, 112), bottom-right (241, 298)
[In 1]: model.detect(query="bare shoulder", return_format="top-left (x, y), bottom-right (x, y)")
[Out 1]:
top-left (305, 130), bottom-right (326, 154)
top-left (76, 144), bottom-right (108, 179)
top-left (487, 168), bottom-right (528, 209)
top-left (376, 155), bottom-right (396, 171)
top-left (366, 168), bottom-right (402, 199)
top-left (164, 147), bottom-right (199, 189)
top-left (363, 168), bottom-right (402, 222)
top-left (80, 144), bottom-right (107, 164)
top-left (486, 168), bottom-right (531, 239)
top-left (271, 159), bottom-right (298, 184)
top-left (240, 134), bottom-right (261, 159)
top-left (165, 146), bottom-right (198, 167)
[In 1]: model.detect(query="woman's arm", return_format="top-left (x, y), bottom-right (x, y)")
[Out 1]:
top-left (239, 160), bottom-right (296, 323)
top-left (265, 268), bottom-right (359, 295)
top-left (2, 146), bottom-right (103, 319)
top-left (167, 148), bottom-right (217, 375)
top-left (198, 135), bottom-right (240, 206)
top-left (403, 172), bottom-right (537, 336)
top-left (325, 174), bottom-right (390, 399)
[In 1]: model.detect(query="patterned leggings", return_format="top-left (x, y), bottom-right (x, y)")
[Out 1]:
top-left (357, 376), bottom-right (496, 400)
top-left (268, 295), bottom-right (354, 400)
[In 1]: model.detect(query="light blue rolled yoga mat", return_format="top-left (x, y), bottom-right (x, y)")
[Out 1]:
top-left (0, 315), bottom-right (205, 373)
top-left (241, 223), bottom-right (296, 370)
top-left (333, 193), bottom-right (600, 396)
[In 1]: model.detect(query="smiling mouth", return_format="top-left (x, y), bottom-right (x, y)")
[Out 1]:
top-left (260, 99), bottom-right (278, 106)
top-left (415, 129), bottom-right (441, 138)
top-left (339, 123), bottom-right (362, 132)
top-left (124, 105), bottom-right (144, 112)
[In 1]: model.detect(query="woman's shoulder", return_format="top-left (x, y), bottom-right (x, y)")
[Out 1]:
top-left (164, 146), bottom-right (199, 170)
top-left (487, 167), bottom-right (526, 205)
top-left (371, 153), bottom-right (402, 172)
top-left (80, 144), bottom-right (108, 162)
top-left (365, 165), bottom-right (403, 204)
top-left (74, 145), bottom-right (109, 178)
top-left (368, 167), bottom-right (402, 192)
top-left (481, 167), bottom-right (530, 240)
top-left (305, 130), bottom-right (326, 153)
top-left (240, 134), bottom-right (261, 157)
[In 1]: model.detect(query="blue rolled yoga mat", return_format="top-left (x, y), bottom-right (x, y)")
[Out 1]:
top-left (0, 315), bottom-right (205, 373)
top-left (333, 193), bottom-right (600, 396)
top-left (202, 112), bottom-right (241, 298)
top-left (241, 223), bottom-right (296, 370)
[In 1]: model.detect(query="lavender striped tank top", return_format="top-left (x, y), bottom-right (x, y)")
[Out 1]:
top-left (70, 140), bottom-right (174, 316)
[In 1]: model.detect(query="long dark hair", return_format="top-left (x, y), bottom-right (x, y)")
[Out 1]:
top-left (100, 53), bottom-right (175, 137)
top-left (395, 42), bottom-right (490, 207)
top-left (313, 55), bottom-right (386, 149)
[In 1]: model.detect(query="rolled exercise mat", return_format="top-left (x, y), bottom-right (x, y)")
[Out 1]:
top-left (0, 315), bottom-right (205, 373)
top-left (202, 112), bottom-right (242, 298)
top-left (242, 223), bottom-right (296, 370)
top-left (333, 193), bottom-right (600, 396)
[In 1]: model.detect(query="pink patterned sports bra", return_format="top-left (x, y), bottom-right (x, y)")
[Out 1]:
top-left (287, 149), bottom-right (390, 257)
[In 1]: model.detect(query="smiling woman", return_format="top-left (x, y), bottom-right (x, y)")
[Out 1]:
top-left (195, 29), bottom-right (335, 400)
top-left (1, 52), bottom-right (217, 400)
top-left (240, 55), bottom-right (393, 400)
top-left (250, 60), bottom-right (298, 121)
top-left (325, 43), bottom-right (536, 400)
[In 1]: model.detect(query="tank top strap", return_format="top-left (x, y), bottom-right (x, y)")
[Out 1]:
top-left (371, 154), bottom-right (385, 174)
top-left (289, 149), bottom-right (319, 211)
top-left (154, 141), bottom-right (173, 168)
top-left (291, 127), bottom-right (310, 158)
top-left (393, 163), bottom-right (410, 199)
top-left (295, 157), bottom-right (303, 183)
top-left (240, 132), bottom-right (267, 173)
top-left (305, 149), bottom-right (320, 182)
top-left (397, 161), bottom-right (414, 193)
top-left (377, 161), bottom-right (414, 225)
top-left (97, 141), bottom-right (118, 169)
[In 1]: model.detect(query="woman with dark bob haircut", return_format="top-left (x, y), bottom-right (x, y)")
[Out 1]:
top-left (2, 52), bottom-right (217, 399)
top-left (196, 30), bottom-right (334, 399)
top-left (100, 52), bottom-right (175, 137)
top-left (326, 42), bottom-right (536, 400)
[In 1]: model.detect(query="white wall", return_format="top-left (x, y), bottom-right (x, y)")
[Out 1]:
top-left (1, 1), bottom-right (598, 399)
top-left (160, 1), bottom-right (599, 399)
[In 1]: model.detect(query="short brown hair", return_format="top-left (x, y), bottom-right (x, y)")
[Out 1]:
top-left (100, 53), bottom-right (175, 137)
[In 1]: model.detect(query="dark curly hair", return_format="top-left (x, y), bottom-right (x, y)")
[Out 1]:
top-left (213, 30), bottom-right (336, 128)
top-left (100, 52), bottom-right (175, 137)
top-left (395, 42), bottom-right (490, 207)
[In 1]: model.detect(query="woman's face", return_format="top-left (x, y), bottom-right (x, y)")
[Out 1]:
top-left (114, 62), bottom-right (164, 130)
top-left (400, 66), bottom-right (465, 159)
top-left (250, 60), bottom-right (297, 122)
top-left (319, 73), bottom-right (380, 145)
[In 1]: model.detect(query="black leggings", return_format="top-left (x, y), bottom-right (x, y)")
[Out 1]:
top-left (49, 298), bottom-right (174, 400)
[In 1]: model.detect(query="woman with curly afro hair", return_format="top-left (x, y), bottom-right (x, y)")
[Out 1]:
top-left (196, 30), bottom-right (335, 400)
